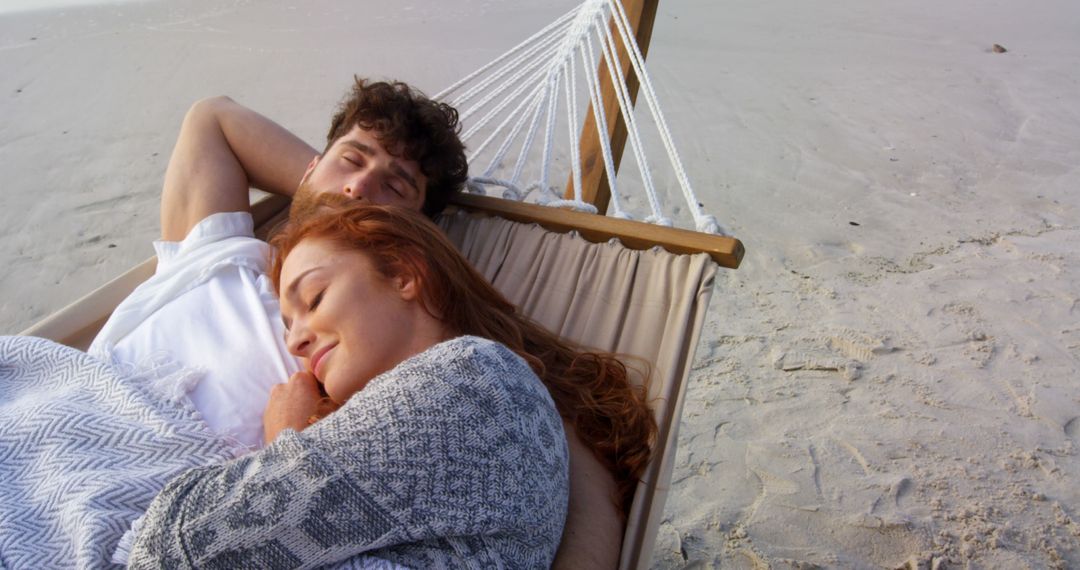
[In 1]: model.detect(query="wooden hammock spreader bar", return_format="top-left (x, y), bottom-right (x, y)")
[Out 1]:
top-left (449, 192), bottom-right (744, 268)
top-left (565, 0), bottom-right (660, 215)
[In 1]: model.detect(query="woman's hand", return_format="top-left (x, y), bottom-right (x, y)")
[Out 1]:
top-left (263, 371), bottom-right (323, 443)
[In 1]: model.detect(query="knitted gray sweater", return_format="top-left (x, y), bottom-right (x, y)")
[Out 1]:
top-left (126, 336), bottom-right (569, 569)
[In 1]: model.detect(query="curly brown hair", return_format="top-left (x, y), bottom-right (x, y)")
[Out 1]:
top-left (270, 202), bottom-right (657, 514)
top-left (325, 78), bottom-right (468, 218)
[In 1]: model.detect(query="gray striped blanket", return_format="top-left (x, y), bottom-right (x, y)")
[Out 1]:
top-left (0, 335), bottom-right (242, 569)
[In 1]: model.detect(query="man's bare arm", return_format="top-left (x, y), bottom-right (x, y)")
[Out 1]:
top-left (553, 425), bottom-right (624, 569)
top-left (160, 96), bottom-right (318, 241)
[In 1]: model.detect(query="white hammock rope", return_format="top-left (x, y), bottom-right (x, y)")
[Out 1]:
top-left (607, 0), bottom-right (720, 233)
top-left (564, 60), bottom-right (583, 206)
top-left (579, 31), bottom-right (629, 219)
top-left (434, 5), bottom-right (580, 103)
top-left (480, 91), bottom-right (544, 179)
top-left (591, 7), bottom-right (667, 226)
top-left (437, 0), bottom-right (725, 234)
top-left (463, 69), bottom-right (546, 160)
top-left (458, 56), bottom-right (550, 140)
top-left (449, 29), bottom-right (566, 115)
top-left (509, 87), bottom-right (548, 189)
top-left (539, 73), bottom-right (561, 200)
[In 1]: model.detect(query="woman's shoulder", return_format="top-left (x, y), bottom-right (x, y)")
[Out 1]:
top-left (429, 335), bottom-right (520, 363)
top-left (348, 336), bottom-right (554, 432)
top-left (391, 336), bottom-right (533, 383)
top-left (354, 335), bottom-right (543, 407)
top-left (422, 334), bottom-right (516, 360)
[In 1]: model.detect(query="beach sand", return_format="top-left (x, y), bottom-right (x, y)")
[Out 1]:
top-left (3, 0), bottom-right (1079, 567)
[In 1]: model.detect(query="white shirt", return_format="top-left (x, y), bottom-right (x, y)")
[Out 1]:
top-left (90, 212), bottom-right (301, 449)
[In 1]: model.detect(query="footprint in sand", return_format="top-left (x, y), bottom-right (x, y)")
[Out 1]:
top-left (891, 476), bottom-right (914, 508)
top-left (825, 329), bottom-right (897, 361)
top-left (771, 348), bottom-right (859, 380)
top-left (1062, 328), bottom-right (1080, 352)
top-left (1065, 417), bottom-right (1079, 441)
top-left (771, 328), bottom-right (896, 381)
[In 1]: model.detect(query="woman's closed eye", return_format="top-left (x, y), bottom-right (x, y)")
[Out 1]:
top-left (281, 289), bottom-right (324, 343)
top-left (308, 289), bottom-right (326, 311)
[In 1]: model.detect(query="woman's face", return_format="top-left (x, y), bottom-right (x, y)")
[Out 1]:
top-left (279, 237), bottom-right (440, 403)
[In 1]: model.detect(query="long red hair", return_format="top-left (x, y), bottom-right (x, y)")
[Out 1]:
top-left (270, 203), bottom-right (656, 513)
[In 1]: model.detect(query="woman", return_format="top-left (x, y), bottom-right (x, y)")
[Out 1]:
top-left (122, 204), bottom-right (655, 568)
top-left (269, 201), bottom-right (658, 514)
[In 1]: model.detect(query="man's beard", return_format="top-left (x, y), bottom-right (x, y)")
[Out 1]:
top-left (289, 179), bottom-right (354, 225)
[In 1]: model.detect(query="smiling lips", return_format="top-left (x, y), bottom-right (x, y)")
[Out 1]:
top-left (310, 343), bottom-right (337, 380)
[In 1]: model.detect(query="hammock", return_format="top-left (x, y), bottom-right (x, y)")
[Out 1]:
top-left (20, 1), bottom-right (744, 568)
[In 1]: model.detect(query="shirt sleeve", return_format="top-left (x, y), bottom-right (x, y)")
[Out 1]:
top-left (125, 337), bottom-right (568, 570)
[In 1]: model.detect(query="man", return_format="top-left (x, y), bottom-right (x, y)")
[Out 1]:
top-left (92, 79), bottom-right (623, 568)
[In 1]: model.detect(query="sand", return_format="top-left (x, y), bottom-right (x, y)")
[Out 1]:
top-left (3, 0), bottom-right (1079, 567)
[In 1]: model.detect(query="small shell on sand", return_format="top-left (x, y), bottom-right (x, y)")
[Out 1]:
top-left (992, 43), bottom-right (1008, 53)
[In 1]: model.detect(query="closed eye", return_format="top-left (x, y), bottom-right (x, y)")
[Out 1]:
top-left (309, 289), bottom-right (325, 311)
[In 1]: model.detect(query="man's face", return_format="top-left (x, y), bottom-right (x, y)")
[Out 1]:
top-left (292, 126), bottom-right (428, 221)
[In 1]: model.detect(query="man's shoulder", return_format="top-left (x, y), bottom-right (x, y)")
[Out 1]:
top-left (155, 210), bottom-right (267, 272)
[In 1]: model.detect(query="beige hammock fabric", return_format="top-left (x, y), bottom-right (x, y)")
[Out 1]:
top-left (439, 211), bottom-right (717, 570)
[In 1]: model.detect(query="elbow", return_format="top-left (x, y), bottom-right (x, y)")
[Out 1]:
top-left (186, 95), bottom-right (235, 122)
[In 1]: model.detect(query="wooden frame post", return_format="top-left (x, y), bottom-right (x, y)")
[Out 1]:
top-left (564, 0), bottom-right (661, 214)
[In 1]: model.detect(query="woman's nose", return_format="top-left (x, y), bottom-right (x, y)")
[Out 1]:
top-left (286, 324), bottom-right (314, 356)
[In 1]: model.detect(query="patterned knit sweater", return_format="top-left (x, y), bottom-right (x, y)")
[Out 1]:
top-left (125, 335), bottom-right (569, 569)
